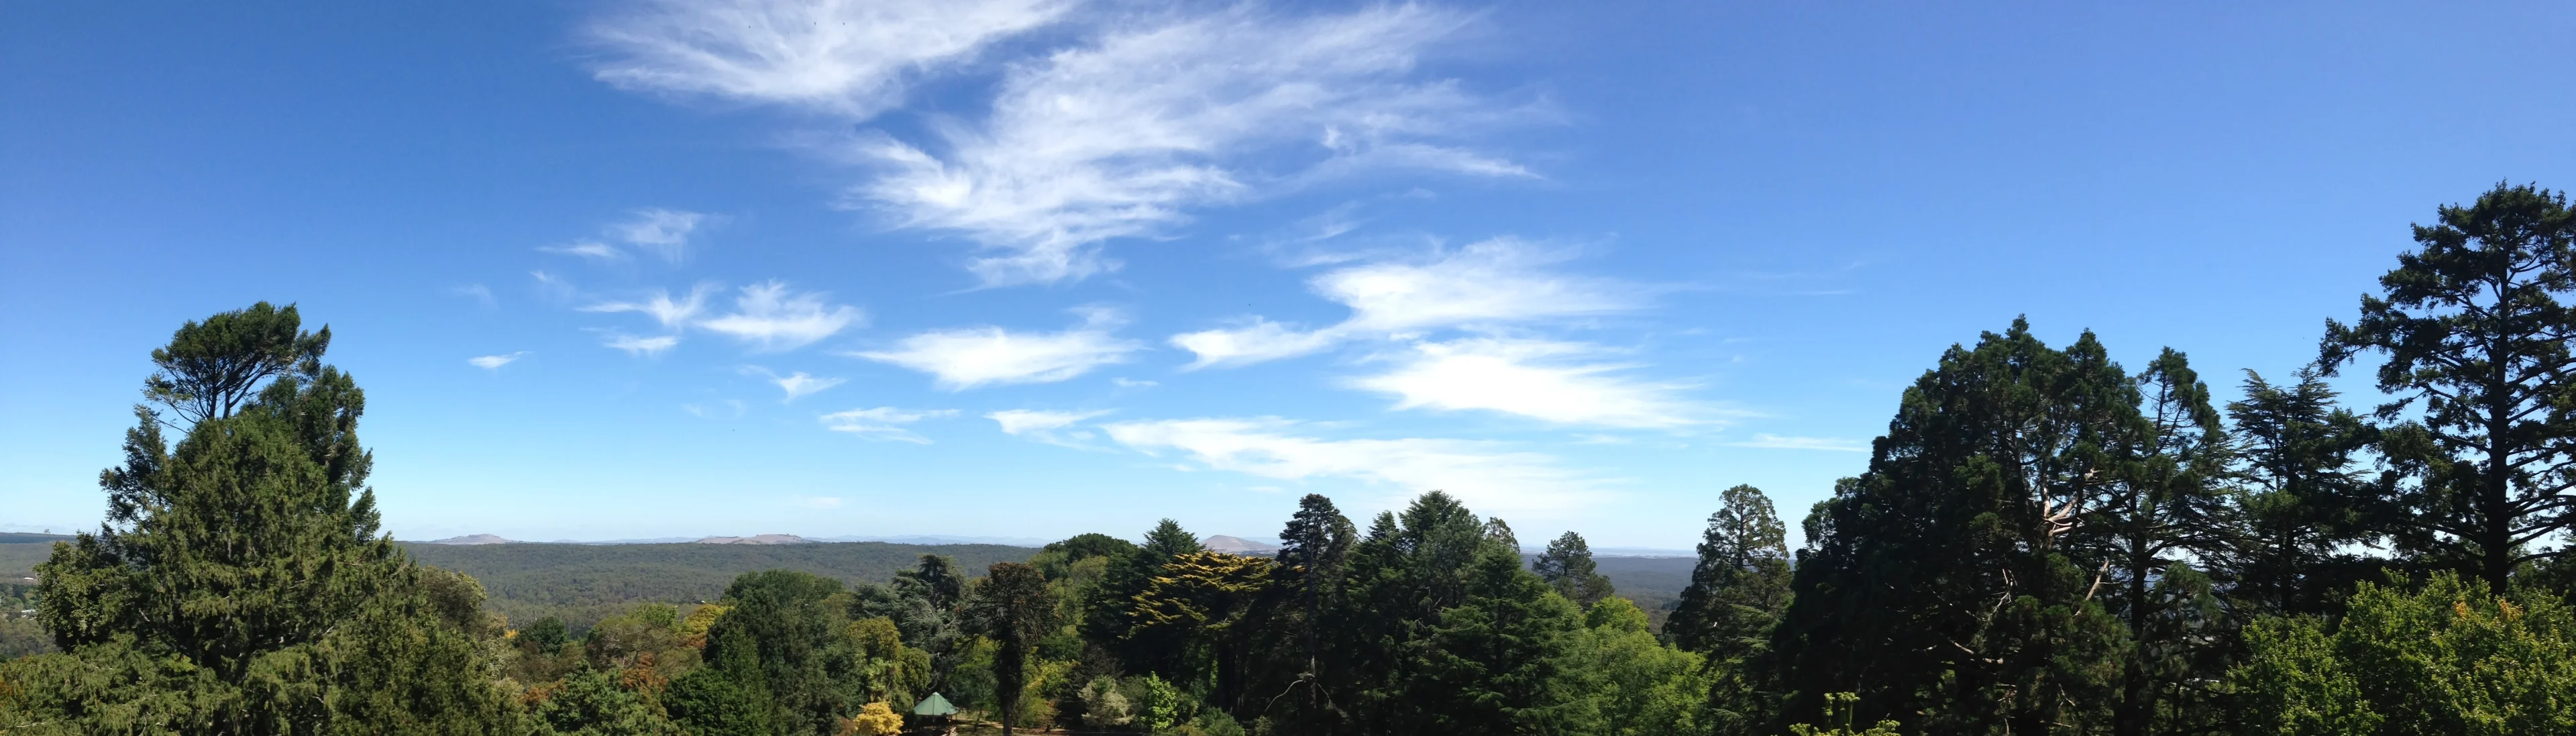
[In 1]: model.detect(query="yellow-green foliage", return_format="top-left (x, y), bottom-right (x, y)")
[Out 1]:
top-left (1788, 692), bottom-right (1902, 736)
top-left (837, 701), bottom-right (902, 736)
top-left (2231, 572), bottom-right (2576, 736)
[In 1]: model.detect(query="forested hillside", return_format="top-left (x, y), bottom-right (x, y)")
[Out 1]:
top-left (6, 185), bottom-right (2576, 735)
top-left (399, 541), bottom-right (1038, 632)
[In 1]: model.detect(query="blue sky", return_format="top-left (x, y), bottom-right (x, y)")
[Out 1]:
top-left (4, 1), bottom-right (2571, 549)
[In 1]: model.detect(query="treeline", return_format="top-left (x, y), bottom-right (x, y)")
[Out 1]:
top-left (398, 540), bottom-right (1040, 634)
top-left (3, 183), bottom-right (2576, 735)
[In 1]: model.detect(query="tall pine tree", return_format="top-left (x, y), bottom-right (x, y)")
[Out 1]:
top-left (2322, 182), bottom-right (2576, 586)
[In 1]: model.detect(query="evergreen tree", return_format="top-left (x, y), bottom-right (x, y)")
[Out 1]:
top-left (3, 302), bottom-right (520, 735)
top-left (2226, 367), bottom-right (2380, 615)
top-left (1533, 531), bottom-right (1615, 608)
top-left (965, 562), bottom-right (1058, 736)
top-left (698, 570), bottom-right (861, 736)
top-left (1666, 485), bottom-right (1792, 662)
top-left (1273, 494), bottom-right (1356, 733)
top-left (1082, 519), bottom-right (1202, 680)
top-left (2083, 349), bottom-right (2237, 736)
top-left (2321, 182), bottom-right (2576, 586)
top-left (1772, 319), bottom-right (2130, 734)
top-left (1337, 492), bottom-right (1585, 735)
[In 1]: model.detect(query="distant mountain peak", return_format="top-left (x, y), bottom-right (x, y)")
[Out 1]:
top-left (1201, 535), bottom-right (1281, 554)
top-left (693, 534), bottom-right (812, 545)
top-left (425, 534), bottom-right (515, 545)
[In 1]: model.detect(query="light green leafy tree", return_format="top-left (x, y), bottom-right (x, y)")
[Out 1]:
top-left (2232, 572), bottom-right (2576, 736)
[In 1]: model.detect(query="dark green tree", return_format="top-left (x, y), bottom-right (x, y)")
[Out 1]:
top-left (1272, 494), bottom-right (1356, 733)
top-left (1532, 531), bottom-right (1615, 608)
top-left (2225, 367), bottom-right (2379, 615)
top-left (2082, 349), bottom-right (2237, 736)
top-left (965, 562), bottom-right (1059, 736)
top-left (698, 570), bottom-right (861, 736)
top-left (1666, 484), bottom-right (1792, 661)
top-left (1772, 319), bottom-right (2130, 735)
top-left (2320, 182), bottom-right (2576, 586)
top-left (1338, 492), bottom-right (1585, 735)
top-left (7, 302), bottom-right (520, 735)
top-left (1081, 519), bottom-right (1203, 679)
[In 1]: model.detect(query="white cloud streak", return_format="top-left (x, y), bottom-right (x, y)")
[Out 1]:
top-left (745, 366), bottom-right (847, 403)
top-left (1729, 434), bottom-right (1871, 452)
top-left (854, 312), bottom-right (1140, 390)
top-left (1102, 417), bottom-right (1599, 514)
top-left (854, 3), bottom-right (1520, 285)
top-left (588, 0), bottom-right (1073, 117)
top-left (987, 409), bottom-right (1114, 449)
top-left (1352, 338), bottom-right (1703, 427)
top-left (1173, 238), bottom-right (1642, 368)
top-left (610, 208), bottom-right (708, 262)
top-left (604, 333), bottom-right (682, 357)
top-left (820, 407), bottom-right (959, 443)
top-left (582, 284), bottom-right (713, 329)
top-left (468, 352), bottom-right (529, 370)
top-left (697, 281), bottom-right (865, 352)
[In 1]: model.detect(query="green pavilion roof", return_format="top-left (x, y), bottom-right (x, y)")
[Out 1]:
top-left (912, 692), bottom-right (957, 716)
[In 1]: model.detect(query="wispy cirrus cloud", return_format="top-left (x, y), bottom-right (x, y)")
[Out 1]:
top-left (1729, 434), bottom-right (1870, 452)
top-left (468, 352), bottom-right (529, 370)
top-left (1351, 338), bottom-right (1709, 428)
top-left (743, 366), bottom-right (847, 403)
top-left (582, 284), bottom-right (712, 329)
top-left (1102, 417), bottom-right (1602, 514)
top-left (588, 0), bottom-right (1074, 117)
top-left (1173, 238), bottom-right (1642, 368)
top-left (604, 333), bottom-right (682, 357)
top-left (987, 409), bottom-right (1114, 448)
top-left (820, 407), bottom-right (959, 443)
top-left (857, 4), bottom-right (1527, 285)
top-left (853, 309), bottom-right (1141, 390)
top-left (545, 209), bottom-right (712, 264)
top-left (698, 281), bottom-right (866, 352)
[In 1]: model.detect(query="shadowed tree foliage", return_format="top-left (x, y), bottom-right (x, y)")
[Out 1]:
top-left (2321, 182), bottom-right (2576, 586)
top-left (1269, 493), bottom-right (1356, 733)
top-left (1772, 319), bottom-right (2131, 735)
top-left (2227, 367), bottom-right (2383, 615)
top-left (1667, 485), bottom-right (1792, 661)
top-left (2080, 349), bottom-right (2237, 736)
top-left (1534, 531), bottom-right (1615, 609)
top-left (1083, 520), bottom-right (1203, 680)
top-left (965, 562), bottom-right (1058, 736)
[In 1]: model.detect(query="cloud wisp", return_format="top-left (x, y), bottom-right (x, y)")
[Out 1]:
top-left (588, 1), bottom-right (1527, 286)
top-left (1351, 338), bottom-right (1707, 428)
top-left (1101, 416), bottom-right (1601, 514)
top-left (1173, 238), bottom-right (1644, 368)
top-left (468, 352), bottom-right (530, 370)
top-left (604, 333), bottom-right (682, 357)
top-left (744, 366), bottom-right (847, 403)
top-left (697, 281), bottom-right (866, 352)
top-left (545, 209), bottom-right (712, 264)
top-left (857, 4), bottom-right (1523, 285)
top-left (987, 409), bottom-right (1114, 449)
top-left (588, 0), bottom-right (1073, 117)
top-left (1729, 433), bottom-right (1871, 452)
top-left (852, 309), bottom-right (1141, 390)
top-left (820, 407), bottom-right (959, 443)
top-left (582, 284), bottom-right (713, 329)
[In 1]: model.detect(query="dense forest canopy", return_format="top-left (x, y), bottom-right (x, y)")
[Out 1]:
top-left (4, 184), bottom-right (2576, 735)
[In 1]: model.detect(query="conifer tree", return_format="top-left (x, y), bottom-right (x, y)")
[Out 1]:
top-left (1533, 531), bottom-right (1615, 608)
top-left (2225, 367), bottom-right (2377, 615)
top-left (965, 562), bottom-right (1058, 736)
top-left (6, 302), bottom-right (519, 734)
top-left (2321, 182), bottom-right (2576, 586)
top-left (1273, 494), bottom-right (1355, 732)
top-left (2084, 349), bottom-right (2236, 736)
top-left (1666, 485), bottom-right (1792, 661)
top-left (1772, 319), bottom-right (2129, 734)
top-left (1082, 519), bottom-right (1202, 679)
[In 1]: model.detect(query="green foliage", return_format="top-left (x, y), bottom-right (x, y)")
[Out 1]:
top-left (398, 541), bottom-right (1032, 632)
top-left (2226, 367), bottom-right (2381, 616)
top-left (2321, 182), bottom-right (2576, 586)
top-left (529, 666), bottom-right (675, 736)
top-left (525, 617), bottom-right (572, 655)
top-left (2, 302), bottom-right (520, 735)
top-left (2232, 572), bottom-right (2576, 735)
top-left (702, 570), bottom-right (861, 735)
top-left (1774, 319), bottom-right (2133, 734)
top-left (665, 668), bottom-right (771, 736)
top-left (1534, 531), bottom-right (1615, 608)
top-left (1666, 484), bottom-right (1792, 668)
top-left (1562, 596), bottom-right (1715, 736)
top-left (965, 562), bottom-right (1059, 734)
top-left (1786, 693), bottom-right (1903, 736)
